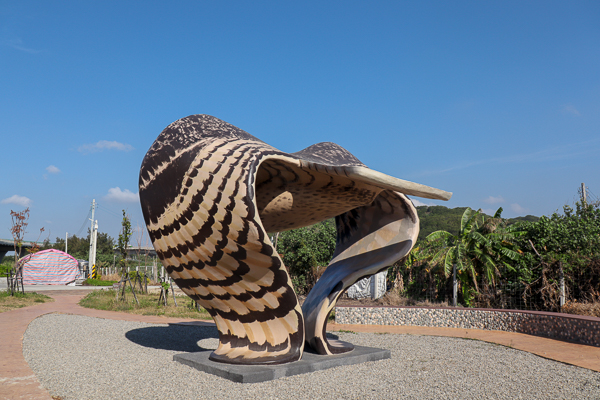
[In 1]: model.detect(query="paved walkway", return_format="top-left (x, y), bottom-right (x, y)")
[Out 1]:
top-left (2, 292), bottom-right (600, 400)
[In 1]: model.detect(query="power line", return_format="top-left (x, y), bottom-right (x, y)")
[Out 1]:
top-left (73, 207), bottom-right (92, 238)
top-left (96, 203), bottom-right (122, 220)
top-left (575, 184), bottom-right (599, 208)
top-left (585, 187), bottom-right (599, 204)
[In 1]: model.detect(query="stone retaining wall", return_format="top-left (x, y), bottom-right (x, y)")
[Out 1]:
top-left (335, 306), bottom-right (600, 347)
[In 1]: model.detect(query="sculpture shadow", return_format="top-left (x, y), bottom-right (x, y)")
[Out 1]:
top-left (125, 322), bottom-right (219, 353)
top-left (126, 324), bottom-right (344, 354)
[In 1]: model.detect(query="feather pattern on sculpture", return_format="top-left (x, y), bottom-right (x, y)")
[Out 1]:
top-left (139, 114), bottom-right (451, 364)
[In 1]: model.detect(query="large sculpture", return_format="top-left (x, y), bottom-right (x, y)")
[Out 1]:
top-left (139, 115), bottom-right (451, 365)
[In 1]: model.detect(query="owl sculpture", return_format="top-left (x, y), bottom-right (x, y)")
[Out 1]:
top-left (139, 115), bottom-right (451, 365)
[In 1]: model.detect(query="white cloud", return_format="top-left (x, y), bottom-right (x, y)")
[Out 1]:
top-left (411, 198), bottom-right (431, 207)
top-left (1, 195), bottom-right (32, 207)
top-left (46, 165), bottom-right (61, 174)
top-left (416, 137), bottom-right (600, 177)
top-left (78, 140), bottom-right (134, 154)
top-left (483, 196), bottom-right (505, 204)
top-left (562, 104), bottom-right (581, 116)
top-left (103, 187), bottom-right (139, 203)
top-left (510, 203), bottom-right (527, 214)
top-left (3, 38), bottom-right (42, 54)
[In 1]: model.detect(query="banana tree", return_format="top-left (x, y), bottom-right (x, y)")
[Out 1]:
top-left (426, 207), bottom-right (521, 307)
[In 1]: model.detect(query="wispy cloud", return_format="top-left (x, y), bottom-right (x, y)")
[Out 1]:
top-left (510, 203), bottom-right (527, 214)
top-left (562, 104), bottom-right (581, 116)
top-left (46, 165), bottom-right (61, 174)
top-left (483, 196), bottom-right (505, 204)
top-left (1, 195), bottom-right (32, 207)
top-left (417, 137), bottom-right (600, 176)
top-left (103, 187), bottom-right (139, 203)
top-left (2, 38), bottom-right (42, 54)
top-left (78, 140), bottom-right (134, 154)
top-left (411, 198), bottom-right (434, 207)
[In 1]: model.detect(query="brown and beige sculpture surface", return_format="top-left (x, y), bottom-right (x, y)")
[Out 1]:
top-left (139, 114), bottom-right (451, 365)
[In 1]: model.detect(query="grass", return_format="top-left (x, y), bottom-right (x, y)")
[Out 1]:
top-left (79, 289), bottom-right (212, 320)
top-left (0, 290), bottom-right (54, 313)
top-left (82, 278), bottom-right (118, 286)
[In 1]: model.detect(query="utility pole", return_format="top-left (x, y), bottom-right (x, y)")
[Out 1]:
top-left (65, 232), bottom-right (68, 253)
top-left (91, 220), bottom-right (98, 278)
top-left (581, 182), bottom-right (587, 205)
top-left (88, 199), bottom-right (96, 278)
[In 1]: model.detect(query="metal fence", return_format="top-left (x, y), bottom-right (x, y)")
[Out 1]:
top-left (390, 257), bottom-right (600, 313)
top-left (98, 260), bottom-right (167, 283)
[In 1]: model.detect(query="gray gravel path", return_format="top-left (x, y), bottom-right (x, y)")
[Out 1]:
top-left (23, 314), bottom-right (600, 399)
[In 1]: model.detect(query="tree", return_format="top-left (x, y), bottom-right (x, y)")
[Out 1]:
top-left (27, 227), bottom-right (46, 254)
top-left (517, 201), bottom-right (600, 257)
top-left (276, 219), bottom-right (336, 294)
top-left (117, 210), bottom-right (132, 275)
top-left (9, 208), bottom-right (29, 260)
top-left (116, 210), bottom-right (138, 304)
top-left (416, 206), bottom-right (469, 242)
top-left (415, 205), bottom-right (538, 242)
top-left (426, 207), bottom-right (521, 306)
top-left (8, 208), bottom-right (30, 295)
top-left (48, 232), bottom-right (115, 267)
top-left (514, 198), bottom-right (600, 309)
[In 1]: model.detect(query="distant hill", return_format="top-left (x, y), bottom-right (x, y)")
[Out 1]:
top-left (415, 205), bottom-right (539, 243)
top-left (506, 215), bottom-right (540, 224)
top-left (415, 206), bottom-right (468, 242)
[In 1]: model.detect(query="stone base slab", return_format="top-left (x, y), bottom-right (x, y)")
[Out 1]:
top-left (173, 345), bottom-right (391, 383)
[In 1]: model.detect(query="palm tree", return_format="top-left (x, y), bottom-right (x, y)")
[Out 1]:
top-left (426, 207), bottom-right (521, 307)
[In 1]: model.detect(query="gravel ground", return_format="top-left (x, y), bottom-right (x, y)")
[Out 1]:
top-left (23, 314), bottom-right (600, 400)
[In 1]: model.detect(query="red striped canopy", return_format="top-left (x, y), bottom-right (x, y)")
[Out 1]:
top-left (19, 249), bottom-right (82, 285)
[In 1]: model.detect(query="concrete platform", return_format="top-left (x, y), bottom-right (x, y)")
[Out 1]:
top-left (173, 345), bottom-right (391, 383)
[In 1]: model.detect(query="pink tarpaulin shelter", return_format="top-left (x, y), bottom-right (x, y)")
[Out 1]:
top-left (19, 249), bottom-right (82, 285)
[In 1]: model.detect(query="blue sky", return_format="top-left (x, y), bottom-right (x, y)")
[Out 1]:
top-left (1, 1), bottom-right (599, 245)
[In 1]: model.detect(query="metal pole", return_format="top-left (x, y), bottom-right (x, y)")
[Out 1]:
top-left (559, 262), bottom-right (565, 309)
top-left (453, 264), bottom-right (457, 307)
top-left (88, 199), bottom-right (96, 278)
top-left (91, 220), bottom-right (98, 278)
top-left (65, 232), bottom-right (68, 253)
